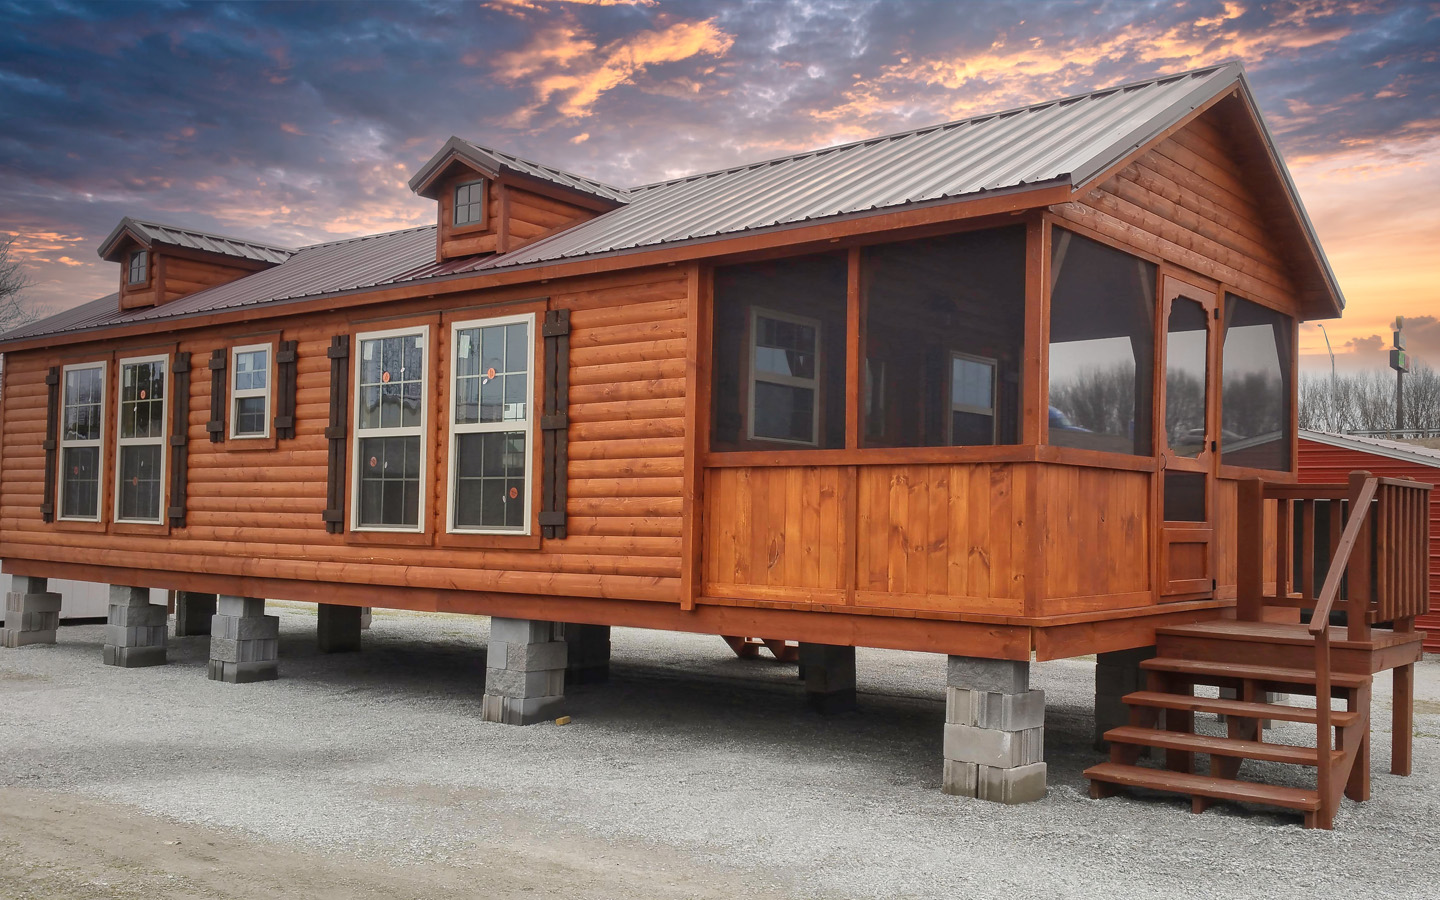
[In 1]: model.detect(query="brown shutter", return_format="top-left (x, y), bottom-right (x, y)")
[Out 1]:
top-left (323, 335), bottom-right (350, 533)
top-left (167, 352), bottom-right (191, 528)
top-left (274, 339), bottom-right (298, 440)
top-left (540, 309), bottom-right (569, 539)
top-left (207, 348), bottom-right (226, 442)
top-left (41, 366), bottom-right (59, 523)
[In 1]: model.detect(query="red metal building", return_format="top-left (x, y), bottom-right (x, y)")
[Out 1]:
top-left (1299, 430), bottom-right (1440, 652)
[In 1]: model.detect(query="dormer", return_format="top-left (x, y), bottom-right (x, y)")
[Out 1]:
top-left (98, 218), bottom-right (293, 310)
top-left (409, 137), bottom-right (628, 263)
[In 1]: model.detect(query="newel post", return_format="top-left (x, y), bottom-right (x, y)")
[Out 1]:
top-left (1345, 471), bottom-right (1374, 642)
top-left (1236, 478), bottom-right (1265, 621)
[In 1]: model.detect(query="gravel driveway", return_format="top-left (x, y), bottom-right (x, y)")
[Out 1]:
top-left (2, 604), bottom-right (1437, 899)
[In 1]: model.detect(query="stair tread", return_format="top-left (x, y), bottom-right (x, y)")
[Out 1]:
top-left (1103, 726), bottom-right (1343, 766)
top-left (1139, 657), bottom-right (1369, 689)
top-left (1122, 691), bottom-right (1360, 727)
top-left (1084, 762), bottom-right (1322, 811)
top-left (1157, 619), bottom-right (1425, 651)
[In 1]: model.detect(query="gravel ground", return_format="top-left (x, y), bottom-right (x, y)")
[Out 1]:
top-left (2, 604), bottom-right (1438, 899)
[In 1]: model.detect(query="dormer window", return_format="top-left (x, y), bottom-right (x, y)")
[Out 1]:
top-left (127, 250), bottom-right (148, 284)
top-left (453, 180), bottom-right (486, 227)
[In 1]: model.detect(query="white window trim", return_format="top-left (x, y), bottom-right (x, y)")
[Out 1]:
top-left (114, 353), bottom-right (168, 525)
top-left (351, 325), bottom-right (430, 533)
top-left (229, 342), bottom-right (274, 439)
top-left (446, 312), bottom-right (535, 535)
top-left (947, 351), bottom-right (998, 445)
top-left (747, 306), bottom-right (821, 447)
top-left (453, 179), bottom-right (486, 227)
top-left (57, 360), bottom-right (107, 522)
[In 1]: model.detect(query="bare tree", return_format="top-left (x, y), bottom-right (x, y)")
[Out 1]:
top-left (0, 236), bottom-right (39, 335)
top-left (1299, 364), bottom-right (1440, 433)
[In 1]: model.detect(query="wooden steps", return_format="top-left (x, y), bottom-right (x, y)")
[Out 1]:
top-left (1085, 617), bottom-right (1385, 829)
top-left (1086, 762), bottom-right (1322, 813)
top-left (1101, 726), bottom-right (1343, 766)
top-left (1138, 658), bottom-right (1369, 691)
top-left (1118, 690), bottom-right (1360, 728)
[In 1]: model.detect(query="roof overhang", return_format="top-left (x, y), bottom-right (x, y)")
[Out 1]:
top-left (97, 217), bottom-right (153, 262)
top-left (408, 137), bottom-right (501, 199)
top-left (1300, 430), bottom-right (1440, 469)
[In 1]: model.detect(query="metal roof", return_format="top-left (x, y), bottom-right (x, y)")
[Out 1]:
top-left (97, 217), bottom-right (295, 265)
top-left (457, 64), bottom-right (1244, 270)
top-left (1300, 430), bottom-right (1440, 469)
top-left (3, 62), bottom-right (1343, 347)
top-left (408, 136), bottom-right (630, 205)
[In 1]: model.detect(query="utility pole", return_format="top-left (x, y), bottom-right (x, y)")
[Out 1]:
top-left (1390, 316), bottom-right (1409, 436)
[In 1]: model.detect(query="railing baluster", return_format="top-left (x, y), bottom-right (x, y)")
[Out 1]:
top-left (1276, 497), bottom-right (1292, 599)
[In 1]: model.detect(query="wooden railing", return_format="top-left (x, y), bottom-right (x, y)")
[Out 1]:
top-left (1239, 471), bottom-right (1432, 811)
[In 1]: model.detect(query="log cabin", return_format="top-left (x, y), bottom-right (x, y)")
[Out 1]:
top-left (0, 63), bottom-right (1430, 828)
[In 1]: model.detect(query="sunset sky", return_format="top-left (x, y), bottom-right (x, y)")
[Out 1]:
top-left (1, 0), bottom-right (1437, 372)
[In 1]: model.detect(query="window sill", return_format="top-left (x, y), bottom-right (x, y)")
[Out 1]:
top-left (344, 529), bottom-right (432, 548)
top-left (54, 518), bottom-right (108, 534)
top-left (436, 530), bottom-right (542, 551)
top-left (113, 521), bottom-right (169, 536)
top-left (222, 434), bottom-right (278, 451)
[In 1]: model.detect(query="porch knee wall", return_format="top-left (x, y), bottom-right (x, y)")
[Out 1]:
top-left (942, 656), bottom-right (1046, 804)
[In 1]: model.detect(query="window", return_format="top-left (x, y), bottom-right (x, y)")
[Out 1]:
top-left (862, 227), bottom-right (1024, 447)
top-left (949, 353), bottom-right (997, 445)
top-left (58, 362), bottom-right (105, 521)
top-left (127, 250), bottom-right (147, 285)
top-left (1047, 230), bottom-right (1157, 456)
top-left (749, 308), bottom-right (821, 445)
top-left (453, 180), bottom-right (486, 227)
top-left (1221, 294), bottom-right (1293, 471)
top-left (353, 328), bottom-right (427, 530)
top-left (230, 344), bottom-right (271, 438)
top-left (1165, 297), bottom-right (1209, 458)
top-left (711, 253), bottom-right (847, 451)
top-left (448, 314), bottom-right (533, 532)
top-left (115, 355), bottom-right (167, 523)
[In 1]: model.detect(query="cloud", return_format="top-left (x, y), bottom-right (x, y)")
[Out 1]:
top-left (494, 17), bottom-right (734, 122)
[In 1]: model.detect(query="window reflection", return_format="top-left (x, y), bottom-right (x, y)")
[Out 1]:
top-left (1165, 298), bottom-right (1209, 458)
top-left (1047, 230), bottom-right (1156, 456)
top-left (1221, 295), bottom-right (1293, 471)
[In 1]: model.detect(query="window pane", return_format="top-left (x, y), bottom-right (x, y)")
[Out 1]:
top-left (119, 361), bottom-right (165, 440)
top-left (862, 227), bottom-right (1024, 447)
top-left (711, 253), bottom-right (846, 451)
top-left (752, 381), bottom-right (815, 444)
top-left (454, 431), bottom-right (526, 530)
top-left (1047, 230), bottom-right (1156, 456)
top-left (63, 368), bottom-right (103, 442)
top-left (235, 349), bottom-right (267, 391)
top-left (358, 436), bottom-right (421, 527)
top-left (1164, 471), bottom-right (1207, 522)
top-left (61, 446), bottom-right (101, 519)
top-left (1221, 295), bottom-right (1293, 471)
top-left (1166, 298), bottom-right (1209, 458)
top-left (234, 396), bottom-right (266, 436)
top-left (118, 444), bottom-right (162, 521)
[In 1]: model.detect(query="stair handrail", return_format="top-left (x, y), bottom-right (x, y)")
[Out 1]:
top-left (1308, 474), bottom-right (1378, 636)
top-left (1307, 471), bottom-right (1377, 820)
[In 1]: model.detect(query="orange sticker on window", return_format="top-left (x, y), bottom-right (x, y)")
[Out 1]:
top-left (369, 456), bottom-right (378, 468)
top-left (486, 367), bottom-right (497, 380)
top-left (381, 371), bottom-right (391, 383)
top-left (139, 389), bottom-right (147, 400)
top-left (509, 486), bottom-right (518, 499)
top-left (131, 476), bottom-right (139, 486)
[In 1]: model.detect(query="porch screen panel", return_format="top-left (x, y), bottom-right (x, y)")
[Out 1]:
top-left (860, 226), bottom-right (1024, 447)
top-left (711, 252), bottom-right (847, 451)
top-left (1221, 294), bottom-right (1293, 471)
top-left (1047, 230), bottom-right (1157, 456)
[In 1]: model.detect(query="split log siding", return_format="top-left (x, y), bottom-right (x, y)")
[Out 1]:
top-left (0, 266), bottom-right (690, 605)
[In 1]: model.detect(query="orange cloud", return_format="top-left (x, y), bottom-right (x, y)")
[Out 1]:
top-left (494, 18), bottom-right (733, 121)
top-left (280, 123), bottom-right (305, 136)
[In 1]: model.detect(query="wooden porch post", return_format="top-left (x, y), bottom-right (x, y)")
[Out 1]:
top-left (1236, 478), bottom-right (1265, 621)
